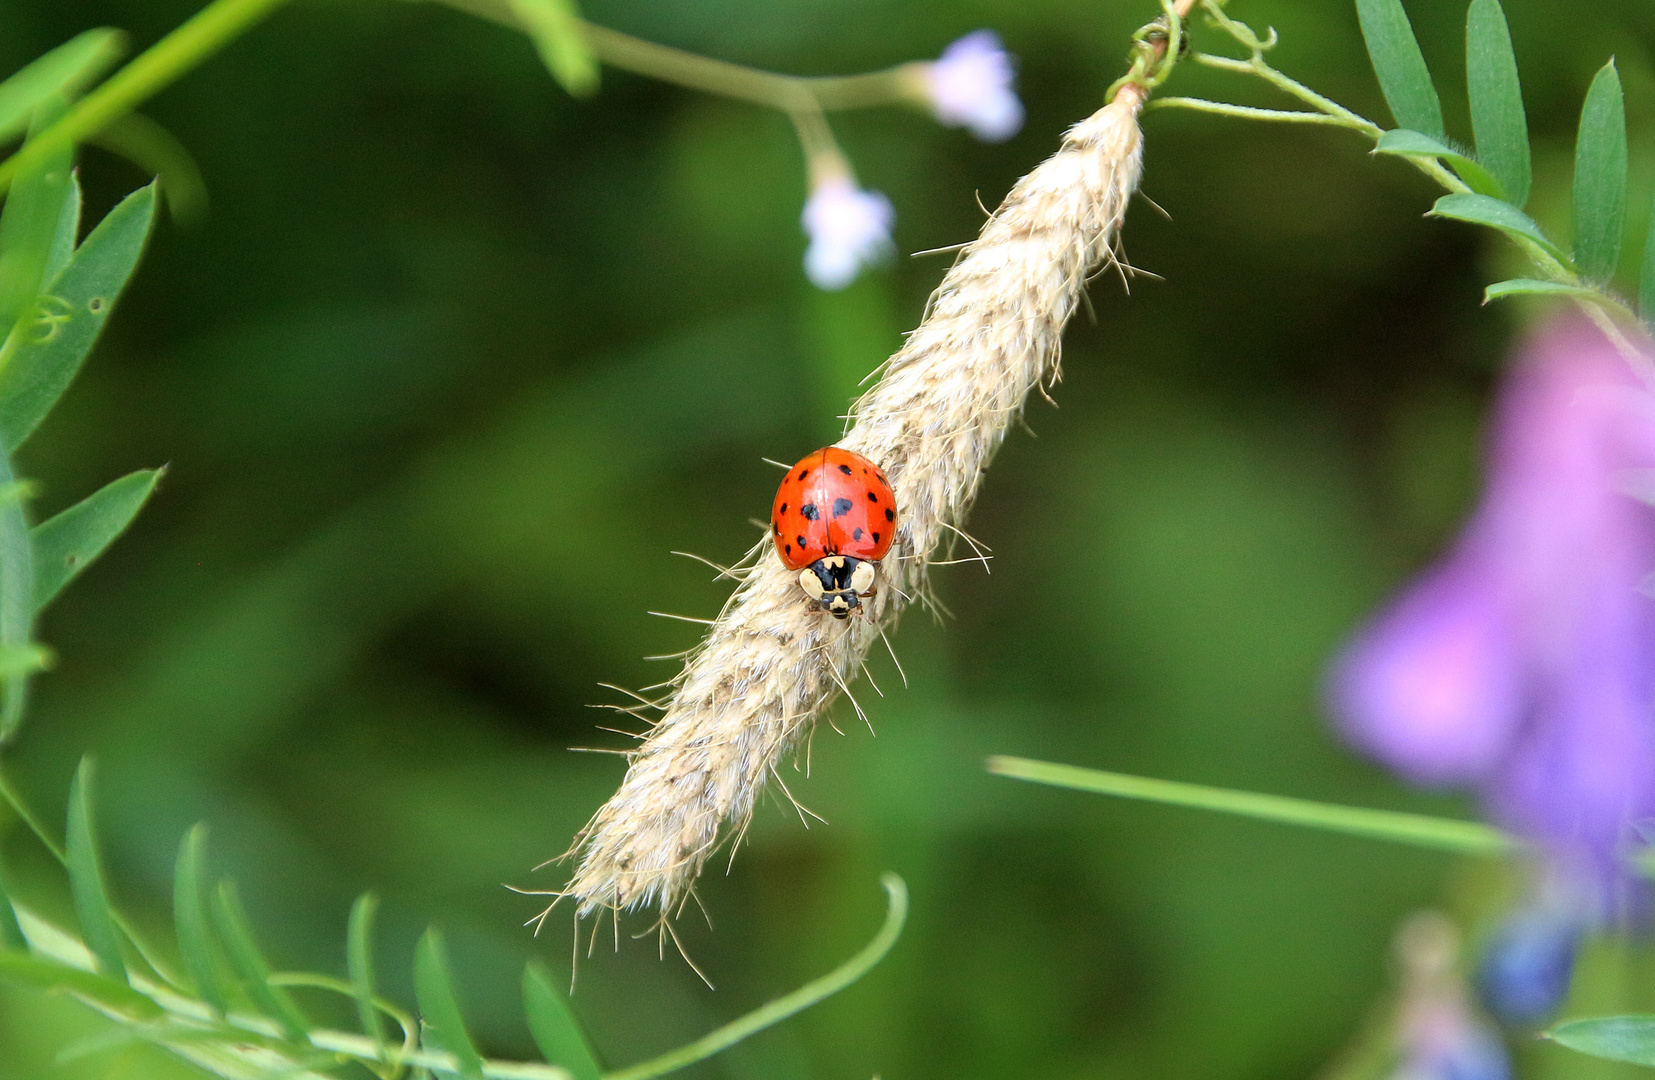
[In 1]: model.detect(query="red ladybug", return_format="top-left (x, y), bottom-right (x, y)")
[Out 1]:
top-left (771, 447), bottom-right (896, 618)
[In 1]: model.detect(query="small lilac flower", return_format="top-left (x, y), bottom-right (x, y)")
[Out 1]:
top-left (1477, 881), bottom-right (1587, 1024)
top-left (923, 30), bottom-right (1025, 143)
top-left (801, 176), bottom-right (894, 290)
top-left (1329, 316), bottom-right (1655, 880)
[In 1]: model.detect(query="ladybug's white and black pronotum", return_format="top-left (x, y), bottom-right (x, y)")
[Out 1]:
top-left (770, 447), bottom-right (896, 619)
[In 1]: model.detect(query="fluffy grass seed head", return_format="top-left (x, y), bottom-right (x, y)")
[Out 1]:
top-left (557, 81), bottom-right (1151, 924)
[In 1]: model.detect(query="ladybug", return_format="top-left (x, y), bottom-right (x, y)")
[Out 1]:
top-left (771, 446), bottom-right (896, 619)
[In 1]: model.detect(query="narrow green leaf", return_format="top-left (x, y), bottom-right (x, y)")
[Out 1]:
top-left (523, 962), bottom-right (600, 1080)
top-left (1572, 61), bottom-right (1627, 282)
top-left (173, 824), bottom-right (228, 1015)
top-left (1548, 1017), bottom-right (1655, 1066)
top-left (1429, 192), bottom-right (1570, 263)
top-left (0, 30), bottom-right (124, 146)
top-left (347, 893), bottom-right (388, 1054)
top-left (507, 0), bottom-right (600, 98)
top-left (986, 756), bottom-right (1516, 855)
top-left (1374, 129), bottom-right (1505, 199)
top-left (1484, 278), bottom-right (1603, 303)
top-left (43, 168), bottom-right (80, 285)
top-left (0, 451), bottom-right (34, 738)
top-left (1355, 0), bottom-right (1443, 139)
top-left (0, 100), bottom-right (72, 339)
top-left (0, 642), bottom-right (49, 679)
top-left (606, 875), bottom-right (907, 1080)
top-left (32, 467), bottom-right (162, 611)
top-left (414, 927), bottom-right (484, 1079)
top-left (66, 757), bottom-right (125, 979)
top-left (212, 879), bottom-right (310, 1039)
top-left (0, 952), bottom-right (162, 1020)
top-left (1465, 0), bottom-right (1530, 206)
top-left (0, 855), bottom-right (24, 950)
top-left (0, 182), bottom-right (157, 453)
top-left (1643, 189), bottom-right (1655, 321)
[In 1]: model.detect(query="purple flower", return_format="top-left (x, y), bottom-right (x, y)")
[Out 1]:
top-left (1477, 880), bottom-right (1586, 1024)
top-left (1329, 316), bottom-right (1655, 878)
top-left (923, 31), bottom-right (1025, 143)
top-left (801, 176), bottom-right (894, 290)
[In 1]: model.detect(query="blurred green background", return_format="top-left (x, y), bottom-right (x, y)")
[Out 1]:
top-left (0, 0), bottom-right (1653, 1076)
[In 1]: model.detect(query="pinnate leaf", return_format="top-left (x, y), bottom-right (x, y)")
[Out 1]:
top-left (1465, 0), bottom-right (1530, 206)
top-left (1549, 1016), bottom-right (1655, 1067)
top-left (1573, 61), bottom-right (1627, 282)
top-left (0, 451), bottom-right (32, 739)
top-left (1355, 0), bottom-right (1443, 139)
top-left (1429, 192), bottom-right (1569, 263)
top-left (212, 879), bottom-right (310, 1038)
top-left (524, 962), bottom-right (601, 1080)
top-left (347, 893), bottom-right (388, 1054)
top-left (32, 468), bottom-right (162, 612)
top-left (415, 927), bottom-right (484, 1079)
top-left (1374, 130), bottom-right (1504, 199)
top-left (44, 168), bottom-right (81, 286)
top-left (66, 757), bottom-right (125, 979)
top-left (0, 952), bottom-right (161, 1020)
top-left (173, 824), bottom-right (228, 1015)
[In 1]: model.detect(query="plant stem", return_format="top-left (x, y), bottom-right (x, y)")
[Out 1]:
top-left (0, 0), bottom-right (296, 193)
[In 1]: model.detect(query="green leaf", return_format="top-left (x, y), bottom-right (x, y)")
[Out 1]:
top-left (523, 962), bottom-right (601, 1080)
top-left (173, 824), bottom-right (228, 1016)
top-left (43, 168), bottom-right (80, 286)
top-left (507, 0), bottom-right (600, 98)
top-left (1484, 278), bottom-right (1603, 303)
top-left (1429, 192), bottom-right (1569, 263)
top-left (1355, 0), bottom-right (1443, 139)
top-left (0, 642), bottom-right (50, 679)
top-left (0, 854), bottom-right (24, 950)
top-left (0, 182), bottom-right (157, 453)
top-left (212, 879), bottom-right (310, 1039)
top-left (606, 875), bottom-right (908, 1080)
top-left (1549, 1017), bottom-right (1655, 1066)
top-left (32, 467), bottom-right (162, 611)
top-left (1464, 0), bottom-right (1530, 206)
top-left (0, 100), bottom-right (73, 340)
top-left (0, 30), bottom-right (124, 147)
top-left (414, 927), bottom-right (484, 1079)
top-left (1642, 189), bottom-right (1655, 321)
top-left (986, 756), bottom-right (1516, 856)
top-left (0, 452), bottom-right (33, 739)
top-left (1572, 61), bottom-right (1627, 283)
top-left (66, 757), bottom-right (125, 979)
top-left (1374, 129), bottom-right (1505, 199)
top-left (347, 893), bottom-right (388, 1055)
top-left (0, 952), bottom-right (161, 1020)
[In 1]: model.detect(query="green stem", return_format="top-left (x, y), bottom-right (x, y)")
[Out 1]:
top-left (0, 0), bottom-right (295, 193)
top-left (1151, 97), bottom-right (1362, 125)
top-left (603, 875), bottom-right (909, 1080)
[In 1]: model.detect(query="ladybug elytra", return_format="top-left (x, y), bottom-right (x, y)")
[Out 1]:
top-left (771, 447), bottom-right (896, 619)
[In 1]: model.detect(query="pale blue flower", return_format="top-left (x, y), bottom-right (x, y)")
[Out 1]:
top-left (802, 176), bottom-right (894, 290)
top-left (925, 30), bottom-right (1025, 143)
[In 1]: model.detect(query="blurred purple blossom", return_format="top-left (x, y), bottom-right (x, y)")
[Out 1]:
top-left (924, 30), bottom-right (1025, 143)
top-left (1477, 874), bottom-right (1587, 1024)
top-left (801, 176), bottom-right (894, 290)
top-left (1329, 316), bottom-right (1655, 881)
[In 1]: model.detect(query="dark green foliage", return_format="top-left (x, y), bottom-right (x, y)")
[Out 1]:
top-left (1356, 0), bottom-right (1444, 137)
top-left (1374, 130), bottom-right (1504, 198)
top-left (0, 856), bottom-right (23, 950)
top-left (211, 880), bottom-right (311, 1039)
top-left (1571, 61), bottom-right (1626, 282)
top-left (32, 468), bottom-right (162, 611)
top-left (523, 961), bottom-right (603, 1080)
top-left (347, 892), bottom-right (388, 1055)
top-left (0, 30), bottom-right (122, 144)
top-left (65, 757), bottom-right (124, 979)
top-left (1429, 192), bottom-right (1566, 261)
top-left (414, 927), bottom-right (485, 1079)
top-left (0, 952), bottom-right (161, 1020)
top-left (1464, 0), bottom-right (1530, 206)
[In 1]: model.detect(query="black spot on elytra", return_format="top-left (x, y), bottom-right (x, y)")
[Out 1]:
top-left (779, 502), bottom-right (788, 514)
top-left (838, 463), bottom-right (852, 475)
top-left (832, 498), bottom-right (853, 518)
top-left (867, 491), bottom-right (878, 502)
top-left (800, 503), bottom-right (819, 521)
top-left (785, 543), bottom-right (792, 555)
top-left (853, 527), bottom-right (864, 541)
top-left (796, 535), bottom-right (806, 548)
top-left (773, 522), bottom-right (781, 534)
top-left (797, 468), bottom-right (810, 480)
top-left (884, 508), bottom-right (894, 521)
top-left (872, 531), bottom-right (881, 544)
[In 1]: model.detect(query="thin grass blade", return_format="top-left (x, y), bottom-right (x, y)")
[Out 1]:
top-left (1465, 0), bottom-right (1530, 206)
top-left (0, 30), bottom-right (123, 146)
top-left (414, 927), bottom-right (484, 1079)
top-left (44, 168), bottom-right (81, 285)
top-left (1549, 1017), bottom-right (1655, 1067)
top-left (212, 879), bottom-right (310, 1039)
top-left (0, 449), bottom-right (33, 740)
top-left (1374, 129), bottom-right (1504, 199)
top-left (986, 756), bottom-right (1515, 855)
top-left (1429, 192), bottom-right (1569, 263)
top-left (1355, 0), bottom-right (1443, 139)
top-left (0, 182), bottom-right (156, 453)
top-left (606, 875), bottom-right (908, 1080)
top-left (0, 854), bottom-right (24, 950)
top-left (173, 823), bottom-right (228, 1015)
top-left (66, 757), bottom-right (125, 978)
top-left (506, 0), bottom-right (599, 97)
top-left (347, 892), bottom-right (388, 1055)
top-left (32, 467), bottom-right (162, 611)
top-left (1572, 61), bottom-right (1627, 282)
top-left (0, 952), bottom-right (161, 1019)
top-left (523, 962), bottom-right (600, 1080)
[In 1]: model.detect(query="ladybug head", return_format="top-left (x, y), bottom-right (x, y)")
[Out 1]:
top-left (797, 555), bottom-right (877, 620)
